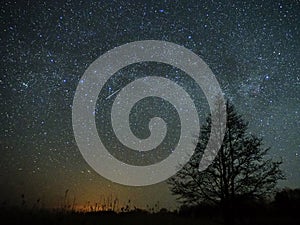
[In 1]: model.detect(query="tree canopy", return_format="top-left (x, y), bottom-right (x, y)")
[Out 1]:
top-left (168, 103), bottom-right (284, 206)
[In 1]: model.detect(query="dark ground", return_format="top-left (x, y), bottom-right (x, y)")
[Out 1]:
top-left (1, 202), bottom-right (299, 225)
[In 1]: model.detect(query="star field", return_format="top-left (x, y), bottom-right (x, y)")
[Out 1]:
top-left (0, 0), bottom-right (299, 209)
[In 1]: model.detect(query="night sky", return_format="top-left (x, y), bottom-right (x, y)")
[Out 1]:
top-left (1, 0), bottom-right (299, 210)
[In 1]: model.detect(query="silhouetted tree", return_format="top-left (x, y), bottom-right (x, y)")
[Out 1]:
top-left (168, 102), bottom-right (284, 224)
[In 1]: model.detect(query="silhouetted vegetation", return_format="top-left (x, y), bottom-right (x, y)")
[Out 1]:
top-left (1, 190), bottom-right (300, 225)
top-left (168, 102), bottom-right (285, 224)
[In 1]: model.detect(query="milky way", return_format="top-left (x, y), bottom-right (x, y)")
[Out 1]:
top-left (1, 0), bottom-right (299, 209)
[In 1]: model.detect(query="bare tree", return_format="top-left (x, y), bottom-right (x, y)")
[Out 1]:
top-left (168, 102), bottom-right (284, 224)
